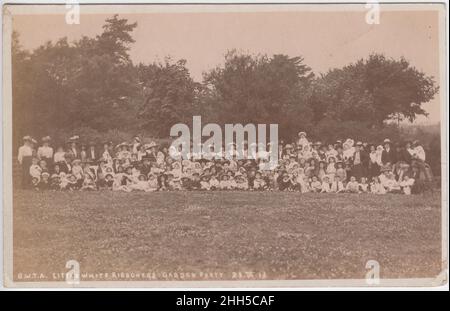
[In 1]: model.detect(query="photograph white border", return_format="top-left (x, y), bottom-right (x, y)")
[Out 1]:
top-left (1, 0), bottom-right (448, 290)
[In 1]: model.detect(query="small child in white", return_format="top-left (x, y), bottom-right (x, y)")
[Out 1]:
top-left (228, 173), bottom-right (237, 190)
top-left (71, 159), bottom-right (84, 181)
top-left (346, 176), bottom-right (359, 193)
top-left (370, 176), bottom-right (386, 194)
top-left (300, 176), bottom-right (310, 193)
top-left (331, 176), bottom-right (345, 193)
top-left (234, 173), bottom-right (249, 190)
top-left (219, 174), bottom-right (232, 190)
top-left (209, 175), bottom-right (220, 190)
top-left (29, 157), bottom-right (42, 181)
top-left (359, 177), bottom-right (369, 193)
top-left (383, 172), bottom-right (402, 193)
top-left (147, 173), bottom-right (159, 192)
top-left (200, 175), bottom-right (211, 190)
top-left (310, 176), bottom-right (322, 193)
top-left (130, 174), bottom-right (150, 191)
top-left (81, 174), bottom-right (97, 191)
top-left (320, 175), bottom-right (331, 193)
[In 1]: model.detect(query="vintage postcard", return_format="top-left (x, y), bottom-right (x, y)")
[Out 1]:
top-left (2, 2), bottom-right (448, 288)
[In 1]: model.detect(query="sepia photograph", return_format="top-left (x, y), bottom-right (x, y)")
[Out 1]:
top-left (1, 2), bottom-right (447, 289)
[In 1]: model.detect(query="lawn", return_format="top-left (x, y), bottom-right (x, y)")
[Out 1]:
top-left (11, 190), bottom-right (442, 283)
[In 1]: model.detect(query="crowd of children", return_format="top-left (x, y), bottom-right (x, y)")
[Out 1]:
top-left (17, 132), bottom-right (432, 195)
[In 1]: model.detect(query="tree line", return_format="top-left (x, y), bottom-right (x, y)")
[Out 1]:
top-left (12, 15), bottom-right (439, 147)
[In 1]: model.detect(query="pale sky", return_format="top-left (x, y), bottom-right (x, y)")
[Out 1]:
top-left (10, 5), bottom-right (443, 124)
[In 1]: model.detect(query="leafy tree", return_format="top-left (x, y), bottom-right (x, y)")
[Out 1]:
top-left (12, 19), bottom-right (440, 147)
top-left (311, 54), bottom-right (439, 126)
top-left (202, 51), bottom-right (315, 140)
top-left (12, 15), bottom-right (139, 140)
top-left (96, 14), bottom-right (137, 63)
top-left (12, 31), bottom-right (34, 146)
top-left (137, 59), bottom-right (201, 137)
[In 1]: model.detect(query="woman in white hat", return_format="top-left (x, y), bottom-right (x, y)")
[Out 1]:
top-left (368, 144), bottom-right (380, 179)
top-left (375, 145), bottom-right (384, 167)
top-left (297, 132), bottom-right (309, 149)
top-left (381, 138), bottom-right (396, 166)
top-left (410, 140), bottom-right (432, 182)
top-left (67, 135), bottom-right (80, 159)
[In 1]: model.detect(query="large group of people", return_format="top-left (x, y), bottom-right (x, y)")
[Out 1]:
top-left (17, 132), bottom-right (433, 195)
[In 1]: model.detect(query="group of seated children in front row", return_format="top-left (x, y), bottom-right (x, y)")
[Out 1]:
top-left (31, 161), bottom-right (414, 195)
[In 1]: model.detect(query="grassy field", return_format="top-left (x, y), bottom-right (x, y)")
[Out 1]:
top-left (12, 190), bottom-right (442, 282)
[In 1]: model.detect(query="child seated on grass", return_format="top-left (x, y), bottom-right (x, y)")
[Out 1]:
top-left (320, 175), bottom-right (331, 193)
top-left (130, 174), bottom-right (149, 191)
top-left (399, 175), bottom-right (415, 195)
top-left (81, 173), bottom-right (97, 191)
top-left (300, 176), bottom-right (311, 193)
top-left (235, 173), bottom-right (249, 190)
top-left (370, 176), bottom-right (386, 195)
top-left (359, 177), bottom-right (369, 193)
top-left (37, 172), bottom-right (51, 191)
top-left (209, 174), bottom-right (220, 190)
top-left (382, 172), bottom-right (402, 194)
top-left (330, 176), bottom-right (345, 193)
top-left (253, 171), bottom-right (267, 191)
top-left (345, 176), bottom-right (359, 193)
top-left (310, 176), bottom-right (322, 193)
top-left (200, 175), bottom-right (211, 190)
top-left (278, 172), bottom-right (293, 191)
top-left (146, 173), bottom-right (158, 192)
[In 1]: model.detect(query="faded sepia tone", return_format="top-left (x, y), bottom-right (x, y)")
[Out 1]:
top-left (2, 4), bottom-right (447, 287)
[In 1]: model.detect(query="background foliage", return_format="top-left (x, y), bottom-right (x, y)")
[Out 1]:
top-left (12, 15), bottom-right (440, 167)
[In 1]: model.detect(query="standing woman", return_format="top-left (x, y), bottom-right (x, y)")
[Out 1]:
top-left (297, 132), bottom-right (309, 150)
top-left (368, 144), bottom-right (379, 180)
top-left (131, 136), bottom-right (141, 156)
top-left (87, 141), bottom-right (99, 163)
top-left (381, 138), bottom-right (396, 167)
top-left (37, 136), bottom-right (54, 169)
top-left (411, 140), bottom-right (432, 182)
top-left (67, 135), bottom-right (80, 159)
top-left (394, 142), bottom-right (412, 181)
top-left (17, 136), bottom-right (34, 189)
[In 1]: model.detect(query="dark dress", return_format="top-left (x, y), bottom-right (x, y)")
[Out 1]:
top-left (21, 156), bottom-right (33, 189)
